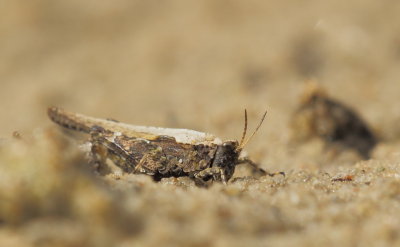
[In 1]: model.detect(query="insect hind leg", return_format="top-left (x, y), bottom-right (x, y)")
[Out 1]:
top-left (88, 126), bottom-right (112, 175)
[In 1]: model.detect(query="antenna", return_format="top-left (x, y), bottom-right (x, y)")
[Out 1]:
top-left (239, 109), bottom-right (248, 147)
top-left (238, 110), bottom-right (267, 150)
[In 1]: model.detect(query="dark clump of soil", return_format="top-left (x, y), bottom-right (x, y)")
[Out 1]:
top-left (290, 82), bottom-right (377, 159)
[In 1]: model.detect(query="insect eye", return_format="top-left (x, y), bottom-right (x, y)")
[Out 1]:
top-left (223, 142), bottom-right (232, 148)
top-left (223, 141), bottom-right (237, 147)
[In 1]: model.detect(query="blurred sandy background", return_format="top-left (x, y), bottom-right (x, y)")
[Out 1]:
top-left (1, 1), bottom-right (400, 246)
top-left (2, 0), bottom-right (400, 139)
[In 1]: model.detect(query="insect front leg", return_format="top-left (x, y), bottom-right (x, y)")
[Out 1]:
top-left (194, 167), bottom-right (228, 185)
top-left (237, 157), bottom-right (285, 177)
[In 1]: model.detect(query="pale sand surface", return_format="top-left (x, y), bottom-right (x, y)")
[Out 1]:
top-left (1, 1), bottom-right (400, 246)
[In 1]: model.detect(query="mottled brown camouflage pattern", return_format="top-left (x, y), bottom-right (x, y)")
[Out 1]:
top-left (48, 107), bottom-right (241, 184)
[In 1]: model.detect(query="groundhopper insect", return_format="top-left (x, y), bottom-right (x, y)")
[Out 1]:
top-left (48, 107), bottom-right (280, 185)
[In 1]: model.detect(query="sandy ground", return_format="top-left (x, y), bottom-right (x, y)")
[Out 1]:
top-left (1, 1), bottom-right (400, 246)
